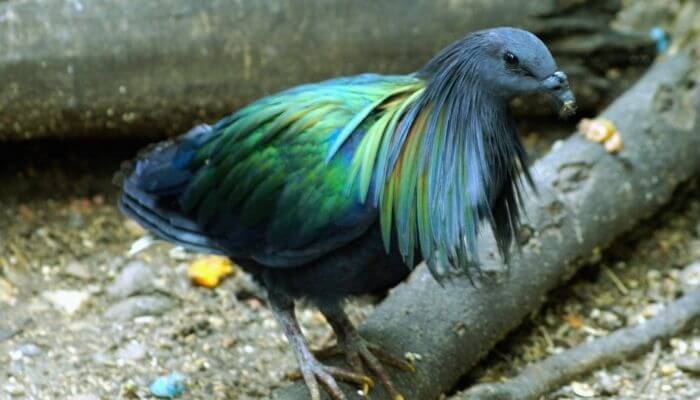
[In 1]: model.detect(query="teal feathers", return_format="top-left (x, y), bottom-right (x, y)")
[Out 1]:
top-left (174, 65), bottom-right (529, 276)
top-left (174, 74), bottom-right (434, 267)
top-left (122, 28), bottom-right (556, 280)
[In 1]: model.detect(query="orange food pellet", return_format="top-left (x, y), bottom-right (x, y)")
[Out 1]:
top-left (187, 256), bottom-right (235, 288)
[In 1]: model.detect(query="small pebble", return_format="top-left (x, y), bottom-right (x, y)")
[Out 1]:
top-left (121, 380), bottom-right (138, 397)
top-left (117, 341), bottom-right (146, 362)
top-left (127, 235), bottom-right (154, 256)
top-left (107, 260), bottom-right (155, 299)
top-left (18, 343), bottom-right (42, 357)
top-left (67, 395), bottom-right (100, 400)
top-left (67, 212), bottom-right (85, 228)
top-left (660, 363), bottom-right (676, 376)
top-left (150, 373), bottom-right (187, 398)
top-left (571, 381), bottom-right (595, 398)
top-left (680, 261), bottom-right (700, 293)
top-left (91, 352), bottom-right (112, 366)
top-left (597, 372), bottom-right (619, 395)
top-left (642, 303), bottom-right (664, 318)
top-left (63, 261), bottom-right (92, 281)
top-left (594, 310), bottom-right (623, 330)
top-left (42, 290), bottom-right (90, 315)
top-left (647, 269), bottom-right (662, 280)
top-left (9, 350), bottom-right (23, 361)
top-left (104, 295), bottom-right (174, 321)
top-left (208, 316), bottom-right (225, 329)
top-left (124, 219), bottom-right (146, 236)
top-left (691, 338), bottom-right (700, 352)
top-left (670, 338), bottom-right (689, 355)
top-left (0, 277), bottom-right (14, 304)
top-left (4, 383), bottom-right (25, 396)
top-left (676, 356), bottom-right (700, 374)
top-left (168, 246), bottom-right (189, 260)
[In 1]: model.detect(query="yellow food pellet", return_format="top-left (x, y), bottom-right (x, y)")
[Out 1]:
top-left (604, 132), bottom-right (624, 153)
top-left (188, 256), bottom-right (235, 288)
top-left (579, 118), bottom-right (615, 143)
top-left (578, 118), bottom-right (623, 154)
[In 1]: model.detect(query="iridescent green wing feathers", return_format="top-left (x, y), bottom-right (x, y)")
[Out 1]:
top-left (180, 74), bottom-right (425, 267)
top-left (181, 71), bottom-right (515, 274)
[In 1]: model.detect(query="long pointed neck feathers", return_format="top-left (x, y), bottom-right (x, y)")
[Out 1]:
top-left (336, 37), bottom-right (534, 277)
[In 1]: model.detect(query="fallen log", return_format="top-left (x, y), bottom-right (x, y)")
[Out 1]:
top-left (0, 0), bottom-right (651, 140)
top-left (272, 51), bottom-right (700, 399)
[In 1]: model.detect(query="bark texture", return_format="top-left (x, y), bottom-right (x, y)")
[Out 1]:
top-left (0, 0), bottom-right (651, 140)
top-left (273, 52), bottom-right (700, 399)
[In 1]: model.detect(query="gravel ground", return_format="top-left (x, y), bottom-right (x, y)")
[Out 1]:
top-left (0, 140), bottom-right (379, 400)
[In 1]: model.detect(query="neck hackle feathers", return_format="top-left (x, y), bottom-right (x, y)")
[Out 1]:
top-left (330, 32), bottom-right (534, 277)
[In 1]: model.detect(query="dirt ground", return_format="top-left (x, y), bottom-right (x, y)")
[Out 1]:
top-left (1, 118), bottom-right (699, 400)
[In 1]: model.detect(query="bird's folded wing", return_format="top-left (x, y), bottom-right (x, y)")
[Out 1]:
top-left (177, 74), bottom-right (423, 267)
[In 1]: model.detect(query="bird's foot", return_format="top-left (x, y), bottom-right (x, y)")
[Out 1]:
top-left (287, 357), bottom-right (373, 400)
top-left (314, 335), bottom-right (415, 400)
top-left (270, 294), bottom-right (372, 400)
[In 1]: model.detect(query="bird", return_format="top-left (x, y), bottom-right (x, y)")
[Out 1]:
top-left (118, 27), bottom-right (575, 400)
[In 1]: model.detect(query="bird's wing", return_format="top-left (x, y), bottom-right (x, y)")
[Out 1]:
top-left (177, 74), bottom-right (424, 267)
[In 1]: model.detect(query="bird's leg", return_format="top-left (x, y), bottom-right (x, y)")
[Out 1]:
top-left (318, 301), bottom-right (415, 400)
top-left (268, 292), bottom-right (373, 400)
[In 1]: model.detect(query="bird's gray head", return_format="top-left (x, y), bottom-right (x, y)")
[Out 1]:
top-left (421, 27), bottom-right (576, 117)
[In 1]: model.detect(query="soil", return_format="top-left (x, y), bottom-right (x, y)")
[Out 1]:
top-left (0, 139), bottom-right (371, 400)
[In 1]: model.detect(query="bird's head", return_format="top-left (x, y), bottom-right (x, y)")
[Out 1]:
top-left (423, 27), bottom-right (576, 117)
top-left (475, 27), bottom-right (576, 117)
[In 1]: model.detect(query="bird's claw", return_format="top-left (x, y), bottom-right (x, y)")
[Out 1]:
top-left (315, 341), bottom-right (416, 373)
top-left (364, 342), bottom-right (416, 373)
top-left (288, 361), bottom-right (374, 400)
top-left (314, 336), bottom-right (414, 399)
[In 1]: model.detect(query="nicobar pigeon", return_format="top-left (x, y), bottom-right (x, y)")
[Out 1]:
top-left (119, 27), bottom-right (575, 400)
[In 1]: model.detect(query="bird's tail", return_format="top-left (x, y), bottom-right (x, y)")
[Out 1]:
top-left (117, 124), bottom-right (223, 254)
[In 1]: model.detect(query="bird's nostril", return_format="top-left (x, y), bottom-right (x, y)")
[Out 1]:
top-left (543, 72), bottom-right (569, 91)
top-left (554, 71), bottom-right (568, 84)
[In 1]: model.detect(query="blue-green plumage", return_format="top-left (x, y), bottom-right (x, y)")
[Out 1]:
top-left (119, 27), bottom-right (575, 399)
top-left (120, 28), bottom-right (568, 286)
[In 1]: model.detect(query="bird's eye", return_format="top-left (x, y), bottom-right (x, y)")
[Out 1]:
top-left (503, 52), bottom-right (519, 67)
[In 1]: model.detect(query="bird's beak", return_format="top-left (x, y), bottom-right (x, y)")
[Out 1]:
top-left (541, 71), bottom-right (576, 118)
